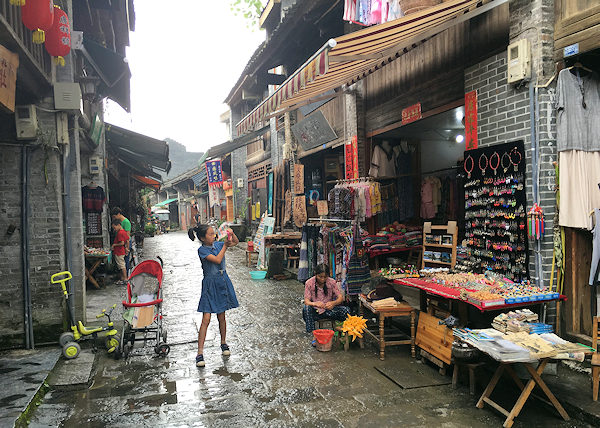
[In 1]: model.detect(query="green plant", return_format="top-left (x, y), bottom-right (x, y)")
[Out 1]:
top-left (144, 223), bottom-right (156, 236)
top-left (238, 197), bottom-right (251, 219)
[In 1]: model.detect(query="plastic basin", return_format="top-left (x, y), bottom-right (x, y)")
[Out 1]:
top-left (313, 329), bottom-right (334, 352)
top-left (250, 271), bottom-right (267, 280)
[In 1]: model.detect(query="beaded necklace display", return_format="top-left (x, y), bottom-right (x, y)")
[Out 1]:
top-left (489, 151), bottom-right (500, 176)
top-left (478, 153), bottom-right (488, 176)
top-left (501, 152), bottom-right (511, 173)
top-left (464, 155), bottom-right (474, 178)
top-left (510, 147), bottom-right (522, 172)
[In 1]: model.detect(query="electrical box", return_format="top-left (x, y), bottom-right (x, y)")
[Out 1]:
top-left (54, 82), bottom-right (82, 111)
top-left (237, 178), bottom-right (244, 188)
top-left (15, 105), bottom-right (38, 140)
top-left (89, 156), bottom-right (102, 175)
top-left (56, 112), bottom-right (69, 145)
top-left (507, 39), bottom-right (531, 83)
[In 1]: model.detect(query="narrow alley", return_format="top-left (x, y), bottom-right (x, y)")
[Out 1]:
top-left (27, 232), bottom-right (592, 427)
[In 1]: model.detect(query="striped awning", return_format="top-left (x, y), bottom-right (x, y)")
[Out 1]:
top-left (236, 0), bottom-right (505, 136)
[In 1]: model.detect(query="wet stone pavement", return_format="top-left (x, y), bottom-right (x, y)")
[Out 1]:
top-left (28, 231), bottom-right (593, 427)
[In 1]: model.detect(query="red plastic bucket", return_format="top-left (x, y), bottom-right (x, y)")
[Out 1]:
top-left (313, 329), bottom-right (334, 352)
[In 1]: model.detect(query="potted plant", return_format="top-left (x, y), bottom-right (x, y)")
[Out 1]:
top-left (144, 222), bottom-right (156, 237)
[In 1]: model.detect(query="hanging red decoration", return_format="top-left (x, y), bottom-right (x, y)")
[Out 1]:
top-left (21, 0), bottom-right (54, 44)
top-left (44, 5), bottom-right (70, 66)
top-left (10, 0), bottom-right (26, 6)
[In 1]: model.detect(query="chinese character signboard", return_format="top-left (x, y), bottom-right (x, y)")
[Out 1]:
top-left (345, 136), bottom-right (358, 179)
top-left (205, 159), bottom-right (223, 187)
top-left (465, 91), bottom-right (478, 150)
top-left (401, 103), bottom-right (421, 125)
top-left (0, 44), bottom-right (19, 113)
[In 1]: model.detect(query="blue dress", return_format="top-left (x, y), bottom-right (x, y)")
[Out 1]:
top-left (197, 242), bottom-right (239, 313)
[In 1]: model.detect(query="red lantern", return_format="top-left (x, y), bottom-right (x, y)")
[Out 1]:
top-left (22, 0), bottom-right (54, 44)
top-left (44, 5), bottom-right (70, 66)
top-left (10, 0), bottom-right (26, 6)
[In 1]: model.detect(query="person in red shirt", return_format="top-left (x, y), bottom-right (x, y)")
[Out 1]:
top-left (111, 219), bottom-right (129, 284)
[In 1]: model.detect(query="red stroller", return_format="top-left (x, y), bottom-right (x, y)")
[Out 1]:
top-left (118, 257), bottom-right (169, 358)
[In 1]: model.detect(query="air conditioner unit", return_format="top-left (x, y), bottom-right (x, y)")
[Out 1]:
top-left (54, 82), bottom-right (82, 111)
top-left (15, 105), bottom-right (38, 140)
top-left (507, 39), bottom-right (531, 83)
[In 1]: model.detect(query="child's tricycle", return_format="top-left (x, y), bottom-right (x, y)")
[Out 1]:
top-left (51, 271), bottom-right (119, 359)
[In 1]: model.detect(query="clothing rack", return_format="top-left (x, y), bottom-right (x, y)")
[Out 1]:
top-left (308, 217), bottom-right (354, 223)
top-left (326, 176), bottom-right (375, 184)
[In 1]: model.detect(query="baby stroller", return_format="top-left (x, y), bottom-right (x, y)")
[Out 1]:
top-left (118, 257), bottom-right (170, 358)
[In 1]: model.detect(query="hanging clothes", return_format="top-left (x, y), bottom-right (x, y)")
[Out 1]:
top-left (589, 209), bottom-right (600, 286)
top-left (81, 185), bottom-right (105, 213)
top-left (420, 178), bottom-right (435, 219)
top-left (558, 150), bottom-right (600, 228)
top-left (369, 144), bottom-right (397, 178)
top-left (556, 69), bottom-right (600, 152)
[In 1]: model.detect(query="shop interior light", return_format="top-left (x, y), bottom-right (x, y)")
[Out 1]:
top-left (455, 134), bottom-right (464, 143)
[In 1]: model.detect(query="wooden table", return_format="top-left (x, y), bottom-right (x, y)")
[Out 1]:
top-left (358, 295), bottom-right (416, 360)
top-left (84, 254), bottom-right (108, 289)
top-left (476, 359), bottom-right (570, 428)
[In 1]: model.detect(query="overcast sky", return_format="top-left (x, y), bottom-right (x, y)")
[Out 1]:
top-left (104, 1), bottom-right (265, 153)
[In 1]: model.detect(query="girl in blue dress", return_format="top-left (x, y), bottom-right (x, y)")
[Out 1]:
top-left (188, 224), bottom-right (239, 367)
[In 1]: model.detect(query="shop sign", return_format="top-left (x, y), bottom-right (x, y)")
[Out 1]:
top-left (267, 172), bottom-right (273, 215)
top-left (465, 91), bottom-right (478, 150)
top-left (401, 103), bottom-right (421, 125)
top-left (317, 200), bottom-right (328, 216)
top-left (563, 43), bottom-right (579, 58)
top-left (0, 44), bottom-right (19, 113)
top-left (206, 159), bottom-right (223, 187)
top-left (345, 136), bottom-right (358, 179)
top-left (208, 185), bottom-right (220, 208)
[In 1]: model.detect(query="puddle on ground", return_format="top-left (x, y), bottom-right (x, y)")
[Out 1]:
top-left (213, 367), bottom-right (245, 382)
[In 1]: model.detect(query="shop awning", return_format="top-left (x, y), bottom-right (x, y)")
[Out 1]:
top-left (205, 125), bottom-right (270, 160)
top-left (132, 174), bottom-right (161, 190)
top-left (236, 0), bottom-right (506, 135)
top-left (81, 36), bottom-right (132, 112)
top-left (154, 198), bottom-right (178, 207)
top-left (106, 123), bottom-right (171, 173)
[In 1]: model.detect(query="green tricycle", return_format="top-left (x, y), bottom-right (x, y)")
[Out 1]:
top-left (51, 271), bottom-right (120, 359)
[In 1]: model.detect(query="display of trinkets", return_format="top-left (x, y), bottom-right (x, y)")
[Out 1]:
top-left (463, 142), bottom-right (528, 282)
top-left (378, 264), bottom-right (420, 279)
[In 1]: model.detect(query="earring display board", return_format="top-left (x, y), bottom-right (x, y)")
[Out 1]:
top-left (462, 140), bottom-right (528, 282)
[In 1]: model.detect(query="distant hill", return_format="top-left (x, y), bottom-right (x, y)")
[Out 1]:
top-left (161, 138), bottom-right (203, 180)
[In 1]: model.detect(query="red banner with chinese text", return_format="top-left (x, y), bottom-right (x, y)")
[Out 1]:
top-left (401, 103), bottom-right (421, 125)
top-left (345, 136), bottom-right (358, 179)
top-left (465, 91), bottom-right (478, 150)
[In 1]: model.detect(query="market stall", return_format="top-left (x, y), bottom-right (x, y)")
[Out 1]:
top-left (84, 246), bottom-right (110, 289)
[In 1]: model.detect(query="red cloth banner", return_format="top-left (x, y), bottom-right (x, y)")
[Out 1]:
top-left (465, 91), bottom-right (478, 150)
top-left (345, 136), bottom-right (358, 179)
top-left (401, 103), bottom-right (421, 125)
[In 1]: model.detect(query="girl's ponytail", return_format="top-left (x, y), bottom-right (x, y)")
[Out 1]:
top-left (187, 227), bottom-right (197, 241)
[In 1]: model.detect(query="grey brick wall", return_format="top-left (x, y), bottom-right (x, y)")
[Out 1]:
top-left (0, 105), bottom-right (67, 347)
top-left (464, 0), bottom-right (558, 325)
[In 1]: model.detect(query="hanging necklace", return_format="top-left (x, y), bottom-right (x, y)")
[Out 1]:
top-left (501, 152), bottom-right (511, 173)
top-left (489, 152), bottom-right (500, 176)
top-left (479, 153), bottom-right (488, 176)
top-left (509, 147), bottom-right (522, 172)
top-left (464, 155), bottom-right (474, 178)
top-left (576, 68), bottom-right (587, 109)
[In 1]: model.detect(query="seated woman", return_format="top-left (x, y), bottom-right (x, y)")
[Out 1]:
top-left (302, 264), bottom-right (350, 333)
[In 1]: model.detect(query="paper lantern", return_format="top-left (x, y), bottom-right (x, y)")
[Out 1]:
top-left (44, 5), bottom-right (70, 66)
top-left (22, 0), bottom-right (54, 44)
top-left (10, 0), bottom-right (26, 6)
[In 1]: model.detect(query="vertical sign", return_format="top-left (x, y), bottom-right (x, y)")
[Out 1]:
top-left (205, 160), bottom-right (223, 186)
top-left (401, 103), bottom-right (422, 125)
top-left (345, 136), bottom-right (358, 179)
top-left (267, 172), bottom-right (273, 215)
top-left (0, 44), bottom-right (19, 113)
top-left (465, 91), bottom-right (478, 150)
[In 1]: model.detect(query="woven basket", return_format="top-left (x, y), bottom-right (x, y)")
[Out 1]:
top-left (400, 0), bottom-right (441, 15)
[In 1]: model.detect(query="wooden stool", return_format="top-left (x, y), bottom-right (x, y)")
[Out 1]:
top-left (592, 316), bottom-right (600, 401)
top-left (287, 256), bottom-right (299, 269)
top-left (452, 361), bottom-right (484, 395)
top-left (245, 250), bottom-right (258, 267)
